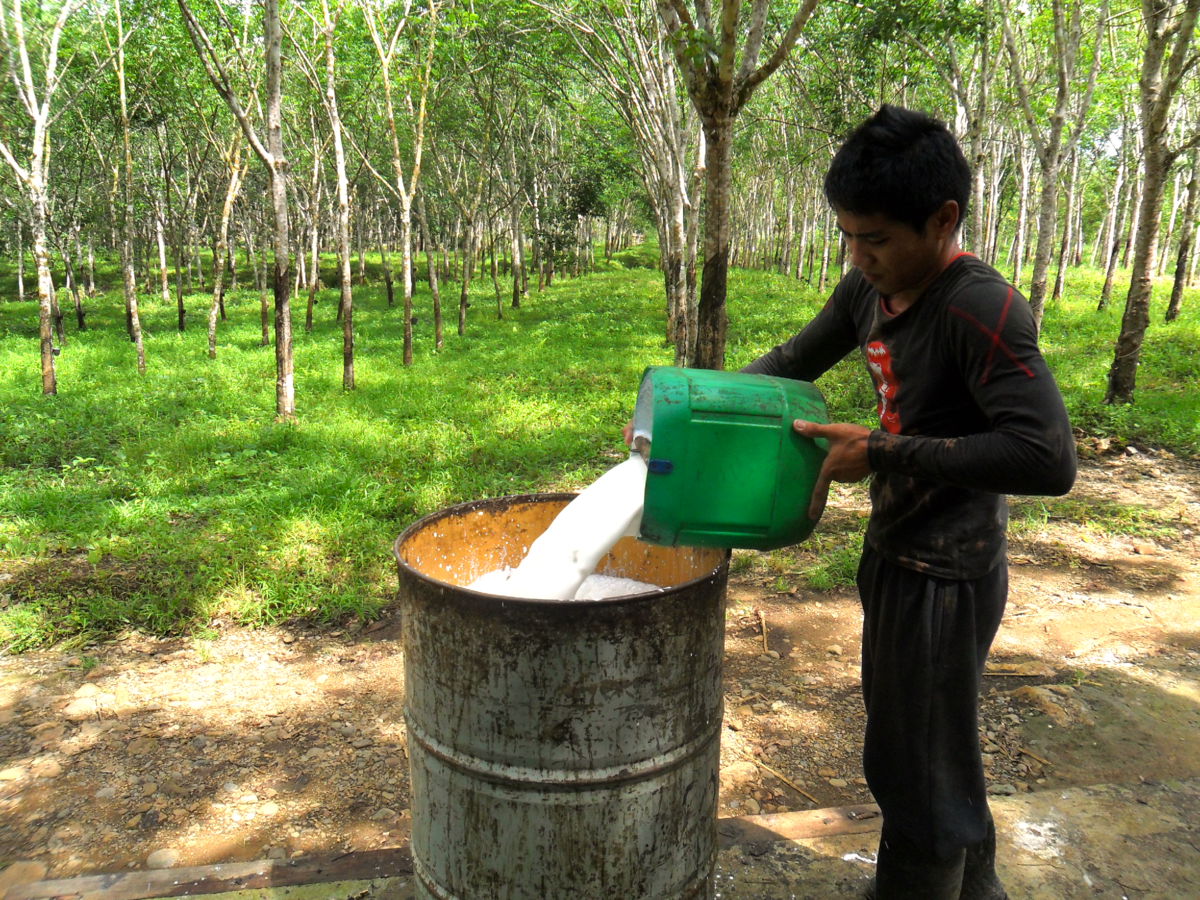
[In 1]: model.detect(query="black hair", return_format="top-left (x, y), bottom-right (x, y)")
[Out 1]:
top-left (823, 105), bottom-right (972, 233)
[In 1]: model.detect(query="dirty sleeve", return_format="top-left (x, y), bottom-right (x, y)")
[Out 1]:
top-left (866, 284), bottom-right (1077, 497)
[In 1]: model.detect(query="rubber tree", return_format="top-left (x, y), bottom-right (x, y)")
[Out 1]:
top-left (1106, 0), bottom-right (1200, 404)
top-left (656, 0), bottom-right (821, 370)
top-left (545, 0), bottom-right (704, 365)
top-left (0, 0), bottom-right (86, 394)
top-left (1003, 0), bottom-right (1106, 329)
top-left (179, 0), bottom-right (296, 419)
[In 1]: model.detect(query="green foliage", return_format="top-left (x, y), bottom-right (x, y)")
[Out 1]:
top-left (0, 254), bottom-right (1197, 649)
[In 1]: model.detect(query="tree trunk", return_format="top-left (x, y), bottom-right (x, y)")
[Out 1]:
top-left (693, 122), bottom-right (732, 370)
top-left (1052, 152), bottom-right (1079, 305)
top-left (1167, 152), bottom-right (1199, 321)
top-left (16, 225), bottom-right (24, 303)
top-left (458, 217), bottom-right (476, 337)
top-left (1010, 147), bottom-right (1030, 288)
top-left (1107, 145), bottom-right (1170, 403)
top-left (31, 193), bottom-right (57, 394)
top-left (401, 207), bottom-right (414, 365)
top-left (417, 189), bottom-right (442, 351)
top-left (1025, 158), bottom-right (1060, 329)
top-left (381, 214), bottom-right (395, 307)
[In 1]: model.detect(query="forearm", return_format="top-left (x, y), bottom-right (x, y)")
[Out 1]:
top-left (867, 424), bottom-right (1076, 497)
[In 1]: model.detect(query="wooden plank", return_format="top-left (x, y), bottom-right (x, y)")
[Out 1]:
top-left (7, 805), bottom-right (880, 900)
top-left (718, 803), bottom-right (882, 848)
top-left (4, 849), bottom-right (414, 900)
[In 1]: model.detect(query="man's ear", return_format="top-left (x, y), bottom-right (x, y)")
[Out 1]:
top-left (931, 200), bottom-right (960, 239)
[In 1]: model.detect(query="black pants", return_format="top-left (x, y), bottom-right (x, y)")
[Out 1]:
top-left (857, 543), bottom-right (1008, 860)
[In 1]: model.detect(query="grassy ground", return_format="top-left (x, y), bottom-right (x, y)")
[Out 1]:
top-left (0, 247), bottom-right (1197, 650)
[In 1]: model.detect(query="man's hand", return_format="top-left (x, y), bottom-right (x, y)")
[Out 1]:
top-left (793, 420), bottom-right (872, 520)
top-left (622, 419), bottom-right (634, 447)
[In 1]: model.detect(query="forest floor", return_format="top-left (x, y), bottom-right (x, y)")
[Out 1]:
top-left (0, 450), bottom-right (1197, 882)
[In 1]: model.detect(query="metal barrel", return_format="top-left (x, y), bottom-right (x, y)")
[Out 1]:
top-left (393, 493), bottom-right (728, 900)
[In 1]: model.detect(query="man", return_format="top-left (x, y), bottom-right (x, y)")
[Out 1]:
top-left (742, 106), bottom-right (1076, 898)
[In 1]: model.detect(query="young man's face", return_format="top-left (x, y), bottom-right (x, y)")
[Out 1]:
top-left (835, 204), bottom-right (958, 299)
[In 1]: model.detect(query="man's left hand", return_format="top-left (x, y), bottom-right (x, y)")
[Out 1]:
top-left (793, 420), bottom-right (872, 520)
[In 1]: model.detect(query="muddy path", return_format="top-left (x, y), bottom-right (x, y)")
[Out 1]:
top-left (0, 452), bottom-right (1197, 878)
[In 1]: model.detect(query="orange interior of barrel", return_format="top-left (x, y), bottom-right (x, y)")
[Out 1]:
top-left (398, 497), bottom-right (725, 591)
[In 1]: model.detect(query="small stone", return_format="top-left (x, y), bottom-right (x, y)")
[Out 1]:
top-left (825, 645), bottom-right (843, 657)
top-left (765, 650), bottom-right (781, 660)
top-left (828, 778), bottom-right (848, 788)
top-left (260, 802), bottom-right (279, 816)
top-left (73, 683), bottom-right (99, 699)
top-left (352, 738), bottom-right (372, 749)
top-left (268, 847), bottom-right (286, 860)
top-left (338, 725), bottom-right (356, 738)
top-left (852, 777), bottom-right (869, 786)
top-left (66, 657), bottom-right (83, 668)
top-left (721, 761), bottom-right (760, 786)
top-left (142, 782), bottom-right (157, 795)
top-left (987, 783), bottom-right (1017, 796)
top-left (1132, 542), bottom-right (1158, 556)
top-left (0, 767), bottom-right (25, 781)
top-left (191, 736), bottom-right (209, 751)
top-left (135, 801), bottom-right (154, 814)
top-left (146, 849), bottom-right (180, 869)
top-left (371, 807), bottom-right (397, 821)
top-left (32, 759), bottom-right (62, 779)
top-left (282, 633), bottom-right (295, 645)
top-left (126, 738), bottom-right (155, 756)
top-left (817, 767), bottom-right (836, 778)
top-left (95, 787), bottom-right (117, 799)
top-left (743, 797), bottom-right (761, 815)
top-left (733, 705), bottom-right (754, 718)
top-left (61, 699), bottom-right (95, 722)
top-left (85, 665), bottom-right (112, 680)
top-left (125, 815), bottom-right (142, 829)
top-left (222, 781), bottom-right (239, 794)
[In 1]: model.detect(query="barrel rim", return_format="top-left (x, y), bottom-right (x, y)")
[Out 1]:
top-left (392, 492), bottom-right (728, 607)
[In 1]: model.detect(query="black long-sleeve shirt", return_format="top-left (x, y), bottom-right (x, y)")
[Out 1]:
top-left (744, 254), bottom-right (1076, 579)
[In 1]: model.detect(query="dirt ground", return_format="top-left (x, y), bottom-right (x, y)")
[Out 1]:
top-left (0, 451), bottom-right (1198, 881)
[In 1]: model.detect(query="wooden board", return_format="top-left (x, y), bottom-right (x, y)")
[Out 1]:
top-left (718, 803), bottom-right (882, 848)
top-left (4, 805), bottom-right (881, 900)
top-left (4, 849), bottom-right (413, 900)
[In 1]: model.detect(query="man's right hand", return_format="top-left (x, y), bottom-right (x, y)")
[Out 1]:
top-left (622, 419), bottom-right (634, 447)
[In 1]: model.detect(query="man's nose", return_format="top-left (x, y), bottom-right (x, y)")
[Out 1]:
top-left (848, 239), bottom-right (870, 268)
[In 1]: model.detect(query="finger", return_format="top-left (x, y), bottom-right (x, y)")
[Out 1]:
top-left (793, 418), bottom-right (833, 438)
top-left (808, 467), bottom-right (832, 521)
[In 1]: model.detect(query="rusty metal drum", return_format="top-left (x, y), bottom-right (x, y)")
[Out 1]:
top-left (393, 493), bottom-right (728, 900)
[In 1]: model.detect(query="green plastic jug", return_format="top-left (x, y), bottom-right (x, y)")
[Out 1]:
top-left (631, 366), bottom-right (830, 550)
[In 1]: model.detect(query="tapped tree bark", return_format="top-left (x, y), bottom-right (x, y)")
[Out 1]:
top-left (180, 0), bottom-right (295, 419)
top-left (657, 0), bottom-right (821, 369)
top-left (1167, 151), bottom-right (1199, 321)
top-left (417, 187), bottom-right (443, 350)
top-left (1106, 0), bottom-right (1200, 404)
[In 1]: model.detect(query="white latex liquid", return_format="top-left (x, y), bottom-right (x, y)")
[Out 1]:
top-left (468, 456), bottom-right (659, 601)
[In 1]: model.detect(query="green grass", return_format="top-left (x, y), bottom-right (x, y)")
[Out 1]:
top-left (0, 249), bottom-right (1197, 649)
top-left (1008, 496), bottom-right (1182, 540)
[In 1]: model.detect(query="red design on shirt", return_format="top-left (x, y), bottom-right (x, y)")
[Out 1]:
top-left (866, 340), bottom-right (901, 433)
top-left (948, 287), bottom-right (1035, 384)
